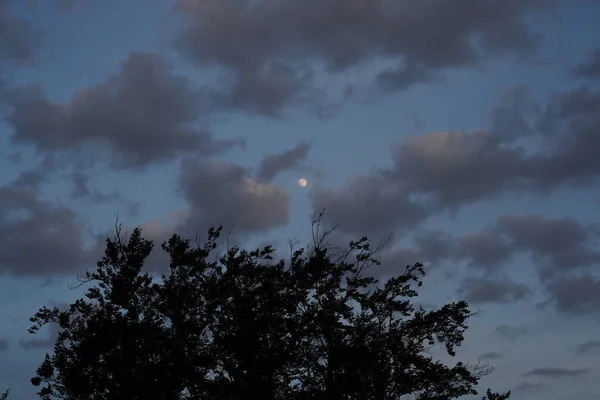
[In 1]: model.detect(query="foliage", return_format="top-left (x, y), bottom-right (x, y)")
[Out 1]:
top-left (27, 214), bottom-right (510, 400)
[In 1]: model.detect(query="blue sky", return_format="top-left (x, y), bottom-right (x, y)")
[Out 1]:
top-left (1, 0), bottom-right (600, 399)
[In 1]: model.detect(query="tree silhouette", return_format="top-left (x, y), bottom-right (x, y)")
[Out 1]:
top-left (27, 214), bottom-right (510, 400)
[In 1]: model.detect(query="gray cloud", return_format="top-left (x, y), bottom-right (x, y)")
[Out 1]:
top-left (5, 52), bottom-right (242, 170)
top-left (311, 174), bottom-right (430, 236)
top-left (490, 85), bottom-right (541, 140)
top-left (543, 274), bottom-right (600, 316)
top-left (494, 325), bottom-right (527, 342)
top-left (0, 185), bottom-right (97, 276)
top-left (443, 214), bottom-right (600, 312)
top-left (257, 141), bottom-right (311, 181)
top-left (208, 60), bottom-right (328, 118)
top-left (530, 86), bottom-right (600, 189)
top-left (496, 215), bottom-right (600, 279)
top-left (177, 157), bottom-right (290, 236)
top-left (176, 0), bottom-right (551, 114)
top-left (376, 61), bottom-right (439, 92)
top-left (54, 0), bottom-right (77, 11)
top-left (0, 1), bottom-right (36, 64)
top-left (309, 130), bottom-right (526, 235)
top-left (19, 323), bottom-right (59, 350)
top-left (458, 277), bottom-right (532, 304)
top-left (8, 167), bottom-right (48, 190)
top-left (572, 49), bottom-right (600, 79)
top-left (456, 231), bottom-right (512, 269)
top-left (512, 381), bottom-right (545, 394)
top-left (69, 172), bottom-right (140, 217)
top-left (478, 351), bottom-right (504, 361)
top-left (523, 367), bottom-right (590, 378)
top-left (0, 338), bottom-right (8, 351)
top-left (309, 83), bottom-right (600, 236)
top-left (575, 340), bottom-right (600, 356)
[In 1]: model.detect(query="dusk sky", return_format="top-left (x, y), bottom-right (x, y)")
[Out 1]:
top-left (1, 0), bottom-right (600, 399)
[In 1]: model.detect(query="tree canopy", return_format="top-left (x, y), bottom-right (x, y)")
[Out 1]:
top-left (24, 215), bottom-right (510, 400)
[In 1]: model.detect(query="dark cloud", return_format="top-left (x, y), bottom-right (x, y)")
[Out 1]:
top-left (376, 61), bottom-right (439, 92)
top-left (387, 131), bottom-right (529, 210)
top-left (361, 213), bottom-right (600, 313)
top-left (0, 338), bottom-right (8, 351)
top-left (209, 61), bottom-right (327, 118)
top-left (0, 185), bottom-right (96, 276)
top-left (490, 85), bottom-right (541, 140)
top-left (543, 274), bottom-right (600, 316)
top-left (575, 340), bottom-right (600, 356)
top-left (69, 172), bottom-right (140, 217)
top-left (309, 83), bottom-right (600, 236)
top-left (512, 381), bottom-right (545, 394)
top-left (19, 323), bottom-right (59, 350)
top-left (478, 351), bottom-right (504, 361)
top-left (310, 130), bottom-right (527, 235)
top-left (496, 215), bottom-right (600, 279)
top-left (177, 158), bottom-right (290, 236)
top-left (438, 214), bottom-right (600, 312)
top-left (523, 367), bottom-right (590, 378)
top-left (0, 1), bottom-right (36, 64)
top-left (572, 49), bottom-right (600, 79)
top-left (8, 167), bottom-right (48, 190)
top-left (456, 231), bottom-right (512, 269)
top-left (493, 325), bottom-right (527, 342)
top-left (311, 174), bottom-right (430, 236)
top-left (531, 86), bottom-right (600, 189)
top-left (176, 0), bottom-right (551, 114)
top-left (54, 0), bottom-right (77, 11)
top-left (25, 0), bottom-right (81, 12)
top-left (257, 141), bottom-right (311, 181)
top-left (458, 277), bottom-right (532, 304)
top-left (5, 52), bottom-right (242, 170)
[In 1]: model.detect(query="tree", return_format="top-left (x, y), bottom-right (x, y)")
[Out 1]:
top-left (27, 213), bottom-right (510, 400)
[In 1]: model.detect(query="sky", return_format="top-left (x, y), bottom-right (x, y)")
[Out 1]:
top-left (1, 0), bottom-right (600, 398)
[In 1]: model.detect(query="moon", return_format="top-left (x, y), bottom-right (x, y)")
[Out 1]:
top-left (298, 178), bottom-right (307, 187)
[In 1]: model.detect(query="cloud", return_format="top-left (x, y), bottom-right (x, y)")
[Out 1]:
top-left (429, 214), bottom-right (600, 313)
top-left (311, 174), bottom-right (430, 236)
top-left (0, 1), bottom-right (37, 64)
top-left (0, 338), bottom-right (8, 351)
top-left (309, 82), bottom-right (600, 236)
top-left (309, 129), bottom-right (526, 235)
top-left (543, 274), bottom-right (600, 316)
top-left (175, 0), bottom-right (551, 114)
top-left (512, 381), bottom-right (545, 394)
top-left (523, 367), bottom-right (590, 378)
top-left (493, 324), bottom-right (527, 341)
top-left (495, 214), bottom-right (600, 279)
top-left (5, 52), bottom-right (242, 170)
top-left (389, 131), bottom-right (530, 209)
top-left (490, 85), bottom-right (541, 140)
top-left (69, 172), bottom-right (140, 217)
top-left (455, 231), bottom-right (512, 269)
top-left (458, 277), bottom-right (532, 304)
top-left (208, 60), bottom-right (327, 118)
top-left (177, 158), bottom-right (290, 237)
top-left (376, 61), bottom-right (439, 92)
top-left (54, 0), bottom-right (77, 11)
top-left (531, 86), bottom-right (600, 189)
top-left (575, 340), bottom-right (600, 356)
top-left (572, 49), bottom-right (600, 79)
top-left (0, 185), bottom-right (97, 277)
top-left (19, 323), bottom-right (59, 350)
top-left (256, 141), bottom-right (311, 181)
top-left (478, 351), bottom-right (504, 361)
